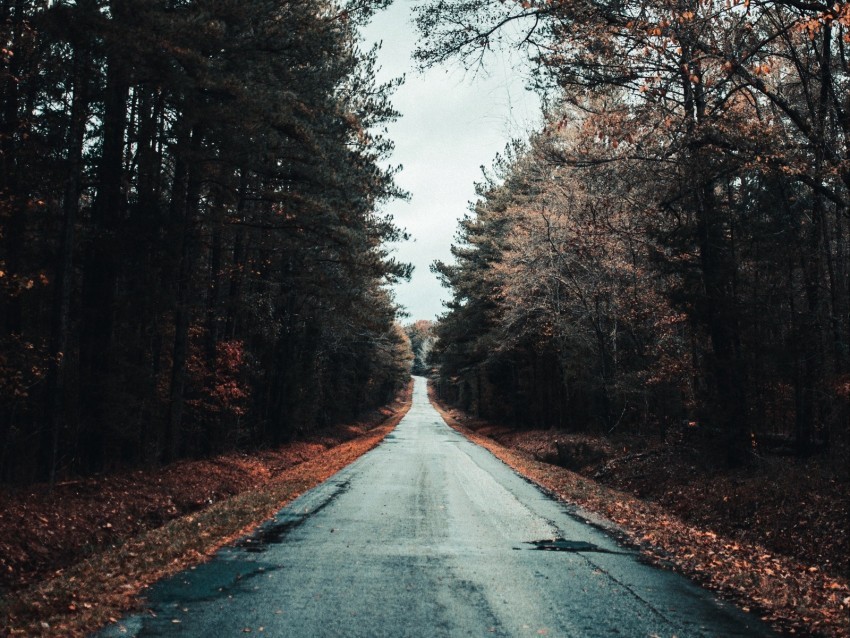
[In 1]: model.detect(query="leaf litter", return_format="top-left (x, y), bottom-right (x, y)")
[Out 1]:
top-left (0, 384), bottom-right (412, 637)
top-left (430, 385), bottom-right (850, 638)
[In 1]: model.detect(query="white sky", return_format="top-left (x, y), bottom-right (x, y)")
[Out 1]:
top-left (361, 1), bottom-right (541, 322)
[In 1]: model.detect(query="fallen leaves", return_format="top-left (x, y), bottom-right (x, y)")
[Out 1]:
top-left (0, 383), bottom-right (412, 637)
top-left (430, 387), bottom-right (850, 638)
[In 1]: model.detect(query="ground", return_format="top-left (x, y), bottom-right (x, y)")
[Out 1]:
top-left (428, 389), bottom-right (850, 638)
top-left (2, 381), bottom-right (849, 637)
top-left (0, 383), bottom-right (412, 637)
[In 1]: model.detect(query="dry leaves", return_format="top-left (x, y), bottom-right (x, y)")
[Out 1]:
top-left (431, 387), bottom-right (850, 638)
top-left (0, 383), bottom-right (412, 637)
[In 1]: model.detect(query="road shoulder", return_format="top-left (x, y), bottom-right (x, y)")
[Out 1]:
top-left (428, 384), bottom-right (850, 638)
top-left (0, 384), bottom-right (412, 638)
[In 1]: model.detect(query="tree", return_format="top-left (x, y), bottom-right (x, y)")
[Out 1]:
top-left (404, 320), bottom-right (434, 375)
top-left (417, 0), bottom-right (850, 462)
top-left (0, 0), bottom-right (412, 484)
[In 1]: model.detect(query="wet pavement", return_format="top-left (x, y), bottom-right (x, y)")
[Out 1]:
top-left (97, 376), bottom-right (776, 637)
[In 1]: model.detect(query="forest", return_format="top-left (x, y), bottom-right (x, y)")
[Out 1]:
top-left (419, 0), bottom-right (850, 467)
top-left (0, 0), bottom-right (413, 485)
top-left (2, 1), bottom-right (850, 635)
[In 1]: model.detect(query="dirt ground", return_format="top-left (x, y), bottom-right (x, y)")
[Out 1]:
top-left (430, 389), bottom-right (850, 638)
top-left (0, 383), bottom-right (412, 637)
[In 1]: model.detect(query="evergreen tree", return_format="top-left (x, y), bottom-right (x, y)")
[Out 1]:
top-left (0, 0), bottom-right (411, 483)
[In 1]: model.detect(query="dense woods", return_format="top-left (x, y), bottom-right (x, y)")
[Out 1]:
top-left (0, 0), bottom-right (412, 484)
top-left (404, 319), bottom-right (433, 376)
top-left (420, 0), bottom-right (850, 465)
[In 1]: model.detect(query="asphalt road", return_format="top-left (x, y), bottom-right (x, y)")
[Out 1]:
top-left (99, 376), bottom-right (774, 637)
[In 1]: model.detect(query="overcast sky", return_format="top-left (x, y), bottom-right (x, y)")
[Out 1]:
top-left (361, 1), bottom-right (541, 322)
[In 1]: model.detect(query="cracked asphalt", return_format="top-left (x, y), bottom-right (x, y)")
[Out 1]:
top-left (98, 376), bottom-right (775, 637)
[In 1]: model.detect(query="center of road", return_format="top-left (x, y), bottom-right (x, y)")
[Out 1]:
top-left (100, 377), bottom-right (774, 637)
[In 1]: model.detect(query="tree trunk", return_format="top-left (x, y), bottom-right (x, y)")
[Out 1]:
top-left (695, 183), bottom-right (748, 464)
top-left (78, 43), bottom-right (130, 474)
top-left (225, 170), bottom-right (249, 338)
top-left (1, 0), bottom-right (25, 335)
top-left (43, 47), bottom-right (89, 485)
top-left (165, 123), bottom-right (204, 463)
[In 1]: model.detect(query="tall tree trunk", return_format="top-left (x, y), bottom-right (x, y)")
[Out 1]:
top-left (205, 203), bottom-right (223, 364)
top-left (794, 23), bottom-right (834, 456)
top-left (225, 170), bottom-right (248, 339)
top-left (165, 123), bottom-right (204, 463)
top-left (42, 47), bottom-right (89, 485)
top-left (78, 42), bottom-right (130, 473)
top-left (695, 182), bottom-right (748, 464)
top-left (204, 193), bottom-right (225, 454)
top-left (1, 0), bottom-right (25, 335)
top-left (133, 86), bottom-right (165, 465)
top-left (682, 45), bottom-right (749, 464)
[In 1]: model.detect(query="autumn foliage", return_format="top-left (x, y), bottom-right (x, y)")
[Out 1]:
top-left (0, 0), bottom-right (412, 484)
top-left (419, 0), bottom-right (850, 466)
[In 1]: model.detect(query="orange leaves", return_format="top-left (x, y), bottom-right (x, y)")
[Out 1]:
top-left (1, 388), bottom-right (413, 636)
top-left (833, 374), bottom-right (850, 399)
top-left (796, 4), bottom-right (850, 40)
top-left (186, 333), bottom-right (251, 417)
top-left (435, 386), bottom-right (850, 638)
top-left (0, 268), bottom-right (50, 296)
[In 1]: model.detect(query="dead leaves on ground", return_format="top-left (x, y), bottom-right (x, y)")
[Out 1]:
top-left (0, 384), bottom-right (412, 637)
top-left (430, 392), bottom-right (850, 638)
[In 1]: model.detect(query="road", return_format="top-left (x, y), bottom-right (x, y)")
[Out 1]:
top-left (99, 376), bottom-right (774, 637)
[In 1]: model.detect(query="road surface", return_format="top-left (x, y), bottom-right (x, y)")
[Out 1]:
top-left (100, 376), bottom-right (774, 637)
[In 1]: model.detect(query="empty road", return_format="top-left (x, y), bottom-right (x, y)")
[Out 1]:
top-left (100, 376), bottom-right (773, 637)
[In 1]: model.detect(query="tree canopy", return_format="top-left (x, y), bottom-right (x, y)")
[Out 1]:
top-left (422, 0), bottom-right (850, 463)
top-left (0, 0), bottom-right (412, 483)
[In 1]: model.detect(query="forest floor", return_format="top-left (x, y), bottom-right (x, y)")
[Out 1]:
top-left (429, 388), bottom-right (850, 638)
top-left (0, 382), bottom-right (412, 637)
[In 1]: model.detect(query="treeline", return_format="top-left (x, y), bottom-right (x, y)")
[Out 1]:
top-left (0, 0), bottom-right (412, 484)
top-left (404, 320), bottom-right (433, 376)
top-left (419, 0), bottom-right (850, 462)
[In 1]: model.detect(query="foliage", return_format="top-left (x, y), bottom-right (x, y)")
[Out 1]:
top-left (420, 0), bottom-right (850, 464)
top-left (404, 319), bottom-right (434, 375)
top-left (0, 0), bottom-right (411, 483)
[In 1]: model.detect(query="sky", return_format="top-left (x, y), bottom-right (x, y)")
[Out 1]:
top-left (361, 1), bottom-right (541, 323)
